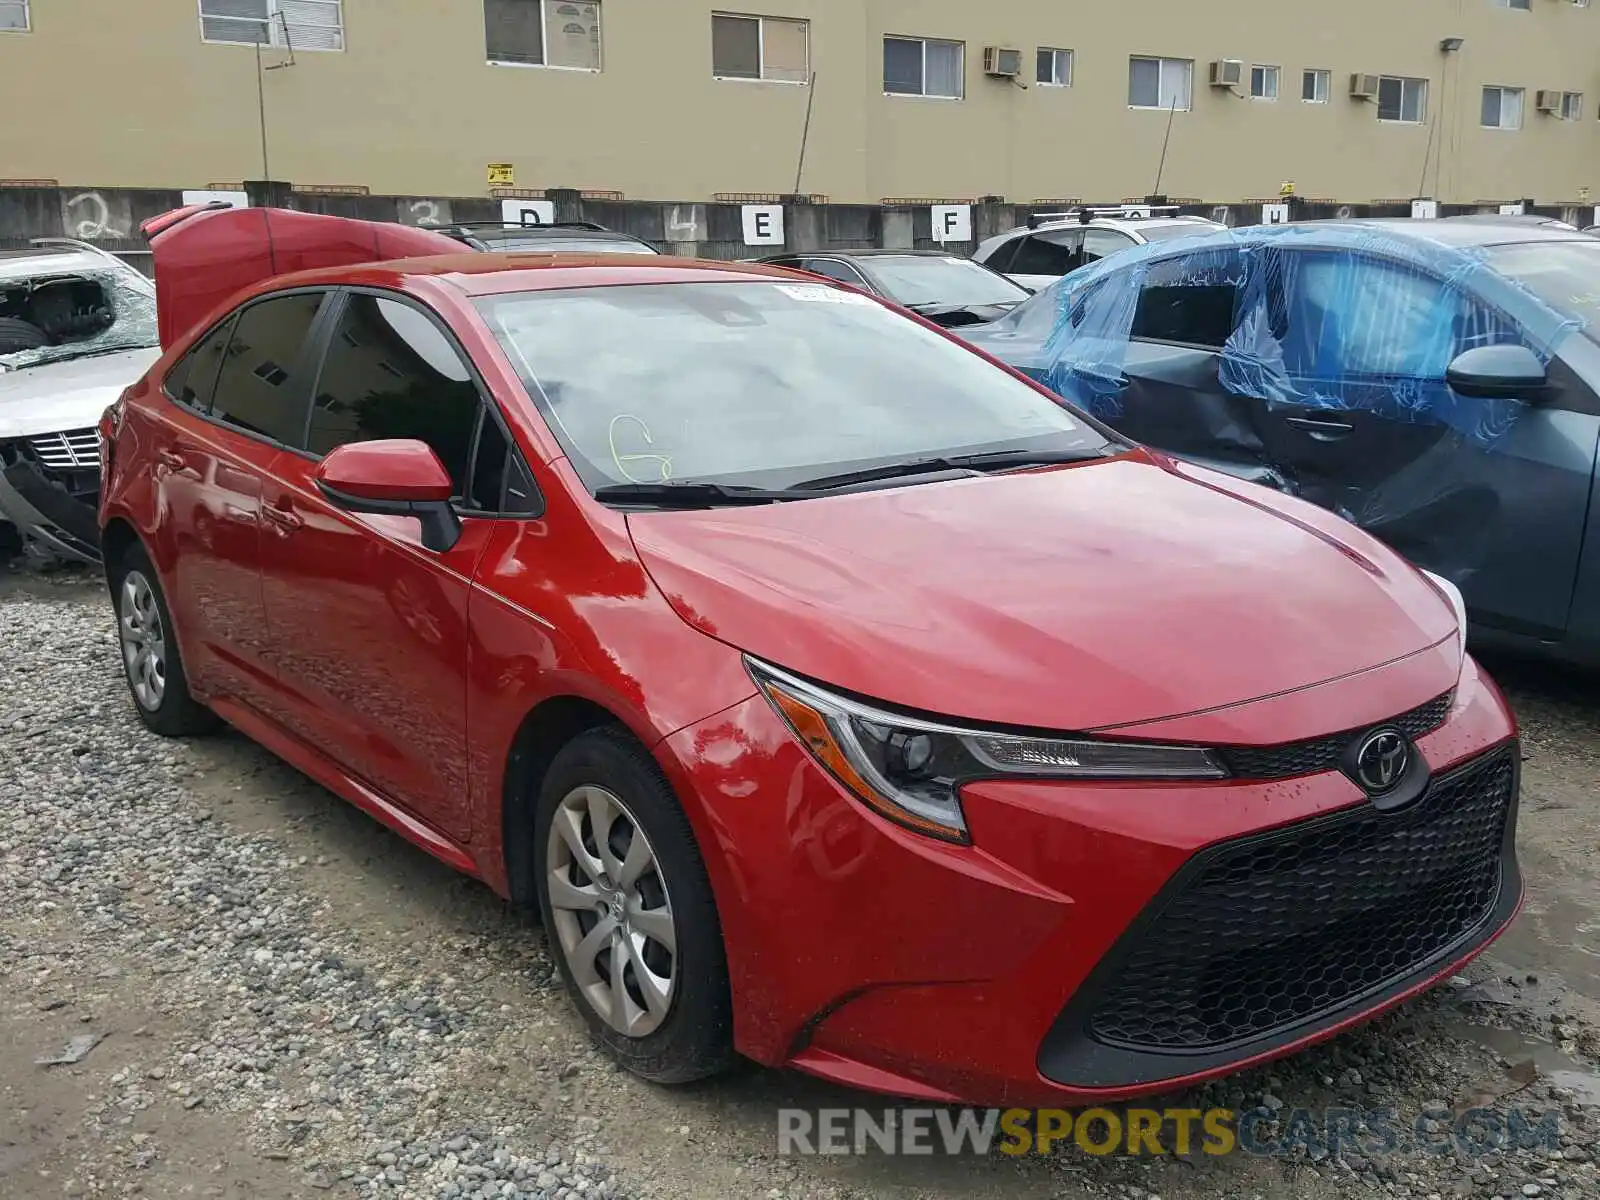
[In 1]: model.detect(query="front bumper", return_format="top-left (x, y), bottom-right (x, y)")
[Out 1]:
top-left (663, 655), bottom-right (1520, 1107)
top-left (0, 433), bottom-right (103, 563)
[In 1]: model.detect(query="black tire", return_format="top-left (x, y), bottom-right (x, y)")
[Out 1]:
top-left (108, 541), bottom-right (220, 737)
top-left (0, 316), bottom-right (48, 354)
top-left (534, 727), bottom-right (735, 1084)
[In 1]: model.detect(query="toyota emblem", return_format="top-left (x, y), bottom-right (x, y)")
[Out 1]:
top-left (1354, 729), bottom-right (1410, 794)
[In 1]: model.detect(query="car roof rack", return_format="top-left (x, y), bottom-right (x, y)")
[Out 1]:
top-left (1026, 205), bottom-right (1184, 229)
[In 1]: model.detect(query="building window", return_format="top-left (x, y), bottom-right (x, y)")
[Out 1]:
top-left (1301, 68), bottom-right (1330, 102)
top-left (1376, 75), bottom-right (1428, 123)
top-left (883, 36), bottom-right (964, 99)
top-left (712, 14), bottom-right (809, 82)
top-left (1493, 0), bottom-right (1532, 8)
top-left (1250, 64), bottom-right (1280, 100)
top-left (0, 0), bottom-right (28, 32)
top-left (1561, 90), bottom-right (1584, 118)
top-left (1128, 56), bottom-right (1193, 110)
top-left (1481, 85), bottom-right (1524, 129)
top-left (199, 0), bottom-right (344, 51)
top-left (484, 0), bottom-right (602, 71)
top-left (1037, 47), bottom-right (1073, 87)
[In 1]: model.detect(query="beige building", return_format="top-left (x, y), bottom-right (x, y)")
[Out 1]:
top-left (2, 0), bottom-right (1598, 205)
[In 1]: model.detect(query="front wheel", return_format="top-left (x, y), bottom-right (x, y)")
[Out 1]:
top-left (535, 728), bottom-right (734, 1084)
top-left (110, 543), bottom-right (219, 737)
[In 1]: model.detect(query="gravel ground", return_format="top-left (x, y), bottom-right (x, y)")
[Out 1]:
top-left (2, 562), bottom-right (1598, 1200)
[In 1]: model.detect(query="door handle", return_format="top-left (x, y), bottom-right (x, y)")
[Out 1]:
top-left (1285, 416), bottom-right (1355, 433)
top-left (261, 502), bottom-right (304, 534)
top-left (156, 449), bottom-right (186, 469)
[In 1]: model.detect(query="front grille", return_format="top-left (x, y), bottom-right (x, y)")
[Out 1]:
top-left (28, 428), bottom-right (101, 470)
top-left (1084, 745), bottom-right (1514, 1051)
top-left (1217, 691), bottom-right (1453, 781)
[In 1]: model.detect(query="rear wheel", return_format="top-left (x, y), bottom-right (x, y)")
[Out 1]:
top-left (110, 543), bottom-right (219, 737)
top-left (535, 728), bottom-right (734, 1084)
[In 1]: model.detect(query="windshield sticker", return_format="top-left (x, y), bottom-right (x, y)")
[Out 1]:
top-left (775, 285), bottom-right (873, 306)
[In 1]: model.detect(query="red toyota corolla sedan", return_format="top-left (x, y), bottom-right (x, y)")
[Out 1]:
top-left (98, 204), bottom-right (1522, 1107)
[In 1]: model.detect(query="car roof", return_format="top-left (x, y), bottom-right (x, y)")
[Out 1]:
top-left (1024, 216), bottom-right (1222, 236)
top-left (467, 225), bottom-right (650, 242)
top-left (0, 247), bottom-right (115, 281)
top-left (764, 248), bottom-right (969, 259)
top-left (263, 253), bottom-right (809, 298)
top-left (1328, 217), bottom-right (1594, 248)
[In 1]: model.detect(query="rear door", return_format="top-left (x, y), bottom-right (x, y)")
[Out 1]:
top-left (144, 290), bottom-right (331, 714)
top-left (1095, 247), bottom-right (1283, 481)
top-left (255, 288), bottom-right (513, 842)
top-left (1253, 248), bottom-right (1598, 636)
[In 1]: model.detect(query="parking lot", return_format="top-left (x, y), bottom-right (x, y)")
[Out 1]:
top-left (1, 561), bottom-right (1596, 1200)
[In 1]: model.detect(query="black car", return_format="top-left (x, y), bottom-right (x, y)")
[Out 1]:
top-left (755, 248), bottom-right (1031, 327)
top-left (442, 220), bottom-right (661, 256)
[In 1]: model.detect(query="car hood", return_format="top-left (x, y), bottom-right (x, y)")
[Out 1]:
top-left (0, 348), bottom-right (160, 439)
top-left (626, 455), bottom-right (1459, 731)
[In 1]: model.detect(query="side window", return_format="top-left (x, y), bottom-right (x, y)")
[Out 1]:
top-left (1281, 253), bottom-right (1514, 379)
top-left (307, 294), bottom-right (482, 497)
top-left (1011, 233), bottom-right (1082, 277)
top-left (983, 237), bottom-right (1022, 274)
top-left (1130, 250), bottom-right (1243, 349)
top-left (1082, 229), bottom-right (1136, 265)
top-left (163, 316), bottom-right (236, 412)
top-left (800, 258), bottom-right (869, 287)
top-left (210, 293), bottom-right (327, 444)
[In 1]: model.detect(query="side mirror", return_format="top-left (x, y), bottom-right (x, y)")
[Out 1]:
top-left (314, 439), bottom-right (462, 553)
top-left (1446, 344), bottom-right (1548, 400)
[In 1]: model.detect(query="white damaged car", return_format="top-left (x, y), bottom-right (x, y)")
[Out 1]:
top-left (0, 241), bottom-right (160, 564)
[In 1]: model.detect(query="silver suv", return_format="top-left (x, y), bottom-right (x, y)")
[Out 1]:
top-left (973, 206), bottom-right (1226, 292)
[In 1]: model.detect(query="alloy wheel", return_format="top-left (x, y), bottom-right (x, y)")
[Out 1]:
top-left (119, 570), bottom-right (167, 712)
top-left (546, 784), bottom-right (678, 1037)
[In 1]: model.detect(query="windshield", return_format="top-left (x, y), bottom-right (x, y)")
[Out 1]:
top-left (476, 281), bottom-right (1112, 491)
top-left (862, 255), bottom-right (1027, 307)
top-left (1482, 241), bottom-right (1600, 336)
top-left (0, 264), bottom-right (159, 373)
top-left (489, 236), bottom-right (658, 255)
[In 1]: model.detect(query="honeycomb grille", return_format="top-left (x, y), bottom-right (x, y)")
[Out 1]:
top-left (1217, 692), bottom-right (1453, 781)
top-left (1085, 745), bottom-right (1514, 1051)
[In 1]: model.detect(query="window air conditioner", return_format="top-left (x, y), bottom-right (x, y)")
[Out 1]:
top-left (1349, 73), bottom-right (1381, 99)
top-left (1210, 59), bottom-right (1243, 87)
top-left (983, 47), bottom-right (1024, 77)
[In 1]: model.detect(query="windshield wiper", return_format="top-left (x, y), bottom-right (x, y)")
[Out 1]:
top-left (593, 481), bottom-right (800, 508)
top-left (792, 447), bottom-right (1114, 493)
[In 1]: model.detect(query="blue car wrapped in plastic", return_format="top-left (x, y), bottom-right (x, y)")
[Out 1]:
top-left (959, 220), bottom-right (1600, 665)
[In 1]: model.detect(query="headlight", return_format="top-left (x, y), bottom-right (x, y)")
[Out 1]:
top-left (1420, 569), bottom-right (1469, 664)
top-left (747, 658), bottom-right (1227, 843)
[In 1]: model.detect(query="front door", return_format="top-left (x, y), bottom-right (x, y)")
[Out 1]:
top-left (1250, 249), bottom-right (1599, 636)
top-left (255, 289), bottom-right (505, 842)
